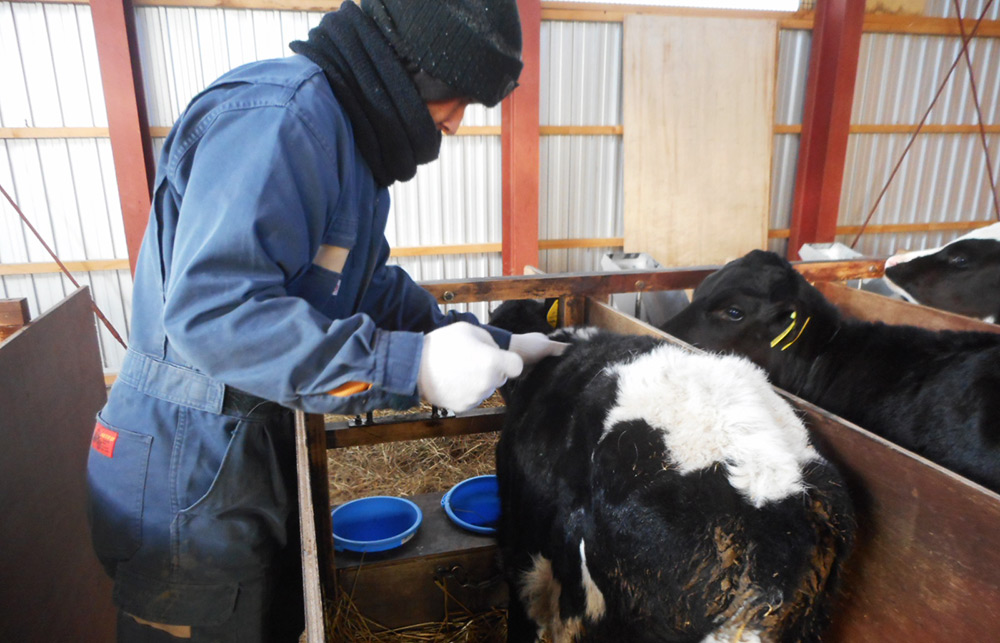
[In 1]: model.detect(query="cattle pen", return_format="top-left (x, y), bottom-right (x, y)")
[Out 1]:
top-left (286, 259), bottom-right (1000, 642)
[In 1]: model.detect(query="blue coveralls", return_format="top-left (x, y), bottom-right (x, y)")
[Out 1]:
top-left (86, 54), bottom-right (509, 640)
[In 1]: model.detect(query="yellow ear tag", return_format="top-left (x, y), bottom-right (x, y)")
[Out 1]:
top-left (770, 311), bottom-right (797, 348)
top-left (780, 316), bottom-right (811, 351)
top-left (546, 301), bottom-right (559, 329)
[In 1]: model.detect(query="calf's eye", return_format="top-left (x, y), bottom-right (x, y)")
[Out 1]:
top-left (725, 306), bottom-right (745, 321)
top-left (948, 254), bottom-right (969, 268)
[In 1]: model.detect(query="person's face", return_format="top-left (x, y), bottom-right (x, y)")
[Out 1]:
top-left (426, 98), bottom-right (470, 135)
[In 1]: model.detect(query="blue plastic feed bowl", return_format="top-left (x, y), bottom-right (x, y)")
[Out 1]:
top-left (331, 496), bottom-right (422, 553)
top-left (442, 475), bottom-right (500, 534)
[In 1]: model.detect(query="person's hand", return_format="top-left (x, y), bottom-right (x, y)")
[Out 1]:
top-left (417, 322), bottom-right (524, 412)
top-left (508, 333), bottom-right (569, 365)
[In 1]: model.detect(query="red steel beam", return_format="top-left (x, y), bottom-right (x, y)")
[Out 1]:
top-left (501, 0), bottom-right (541, 276)
top-left (787, 0), bottom-right (865, 260)
top-left (91, 0), bottom-right (155, 276)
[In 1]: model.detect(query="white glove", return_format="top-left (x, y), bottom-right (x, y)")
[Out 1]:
top-left (508, 332), bottom-right (569, 365)
top-left (417, 322), bottom-right (524, 412)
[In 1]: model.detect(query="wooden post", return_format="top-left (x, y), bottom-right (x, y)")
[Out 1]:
top-left (90, 0), bottom-right (156, 276)
top-left (0, 298), bottom-right (30, 343)
top-left (787, 0), bottom-right (866, 260)
top-left (501, 0), bottom-right (541, 276)
top-left (294, 411), bottom-right (335, 642)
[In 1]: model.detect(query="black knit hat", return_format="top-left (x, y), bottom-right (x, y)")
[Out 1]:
top-left (361, 0), bottom-right (523, 108)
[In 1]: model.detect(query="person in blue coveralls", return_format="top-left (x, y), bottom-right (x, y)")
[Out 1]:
top-left (85, 1), bottom-right (565, 640)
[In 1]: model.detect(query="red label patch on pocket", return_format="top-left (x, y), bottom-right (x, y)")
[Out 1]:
top-left (92, 423), bottom-right (118, 458)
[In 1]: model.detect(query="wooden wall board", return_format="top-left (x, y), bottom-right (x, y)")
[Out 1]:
top-left (796, 395), bottom-right (1000, 642)
top-left (418, 259), bottom-right (882, 305)
top-left (0, 287), bottom-right (113, 642)
top-left (333, 492), bottom-right (505, 630)
top-left (295, 411), bottom-right (329, 643)
top-left (816, 282), bottom-right (1000, 334)
top-left (623, 14), bottom-right (776, 267)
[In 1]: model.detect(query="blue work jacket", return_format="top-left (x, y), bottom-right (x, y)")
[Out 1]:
top-left (87, 55), bottom-right (509, 625)
top-left (128, 54), bottom-right (508, 414)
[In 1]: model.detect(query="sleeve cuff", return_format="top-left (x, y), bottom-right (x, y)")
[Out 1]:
top-left (374, 328), bottom-right (424, 396)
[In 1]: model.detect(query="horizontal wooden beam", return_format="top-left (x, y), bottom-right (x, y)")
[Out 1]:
top-left (540, 125), bottom-right (623, 136)
top-left (392, 238), bottom-right (624, 257)
top-left (0, 259), bottom-right (130, 276)
top-left (392, 243), bottom-right (500, 257)
top-left (326, 407), bottom-right (504, 448)
top-left (542, 3), bottom-right (794, 23)
top-left (14, 121), bottom-right (1000, 140)
top-left (0, 239), bottom-right (627, 276)
top-left (783, 11), bottom-right (1000, 37)
top-left (0, 127), bottom-right (110, 139)
top-left (775, 123), bottom-right (1000, 135)
top-left (18, 0), bottom-right (1000, 38)
top-left (768, 220), bottom-right (995, 239)
top-left (419, 260), bottom-right (883, 304)
top-left (5, 125), bottom-right (625, 139)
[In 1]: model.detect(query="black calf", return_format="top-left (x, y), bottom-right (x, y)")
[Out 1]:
top-left (664, 249), bottom-right (1000, 493)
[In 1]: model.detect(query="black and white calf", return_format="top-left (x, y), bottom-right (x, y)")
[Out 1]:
top-left (884, 222), bottom-right (1000, 322)
top-left (663, 249), bottom-right (1000, 493)
top-left (490, 303), bottom-right (854, 643)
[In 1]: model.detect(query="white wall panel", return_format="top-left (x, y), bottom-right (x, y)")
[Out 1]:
top-left (924, 0), bottom-right (1000, 19)
top-left (0, 3), bottom-right (33, 128)
top-left (135, 6), bottom-right (324, 127)
top-left (539, 20), bottom-right (623, 274)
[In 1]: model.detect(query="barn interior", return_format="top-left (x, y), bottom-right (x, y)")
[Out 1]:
top-left (2, 0), bottom-right (1000, 641)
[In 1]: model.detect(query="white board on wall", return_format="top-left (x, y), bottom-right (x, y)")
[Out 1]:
top-left (623, 15), bottom-right (777, 267)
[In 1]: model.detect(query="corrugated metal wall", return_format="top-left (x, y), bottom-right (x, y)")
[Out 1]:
top-left (0, 1), bottom-right (131, 371)
top-left (540, 20), bottom-right (624, 273)
top-left (770, 0), bottom-right (1000, 258)
top-left (4, 1), bottom-right (1000, 373)
top-left (841, 31), bottom-right (1000, 256)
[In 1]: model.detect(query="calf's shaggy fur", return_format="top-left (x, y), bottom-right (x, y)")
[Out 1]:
top-left (490, 302), bottom-right (855, 643)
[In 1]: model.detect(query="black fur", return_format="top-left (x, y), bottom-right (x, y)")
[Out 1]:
top-left (490, 305), bottom-right (855, 643)
top-left (885, 238), bottom-right (1000, 321)
top-left (664, 249), bottom-right (1000, 492)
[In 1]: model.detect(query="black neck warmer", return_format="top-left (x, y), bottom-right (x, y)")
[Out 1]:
top-left (290, 3), bottom-right (441, 187)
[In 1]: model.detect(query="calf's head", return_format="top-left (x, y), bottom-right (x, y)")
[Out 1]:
top-left (884, 230), bottom-right (1000, 322)
top-left (663, 250), bottom-right (839, 370)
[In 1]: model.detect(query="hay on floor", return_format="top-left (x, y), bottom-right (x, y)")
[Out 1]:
top-left (326, 397), bottom-right (503, 505)
top-left (327, 585), bottom-right (507, 643)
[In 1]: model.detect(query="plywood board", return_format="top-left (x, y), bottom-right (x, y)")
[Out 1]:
top-left (623, 15), bottom-right (777, 267)
top-left (0, 287), bottom-right (113, 642)
top-left (816, 281), bottom-right (1000, 334)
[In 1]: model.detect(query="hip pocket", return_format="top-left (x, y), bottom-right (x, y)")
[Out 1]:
top-left (174, 416), bottom-right (294, 576)
top-left (86, 417), bottom-right (153, 561)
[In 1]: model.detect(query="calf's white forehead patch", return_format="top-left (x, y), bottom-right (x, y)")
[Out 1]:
top-left (886, 221), bottom-right (1000, 267)
top-left (602, 345), bottom-right (817, 507)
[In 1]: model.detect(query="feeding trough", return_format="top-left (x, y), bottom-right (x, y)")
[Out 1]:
top-left (441, 474), bottom-right (500, 534)
top-left (331, 496), bottom-right (422, 553)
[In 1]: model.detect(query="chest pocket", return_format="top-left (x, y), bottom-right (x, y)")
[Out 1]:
top-left (289, 245), bottom-right (350, 313)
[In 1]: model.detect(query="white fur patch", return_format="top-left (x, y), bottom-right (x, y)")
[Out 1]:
top-left (579, 540), bottom-right (606, 622)
top-left (555, 326), bottom-right (600, 342)
top-left (701, 628), bottom-right (764, 643)
top-left (885, 221), bottom-right (1000, 268)
top-left (601, 345), bottom-right (818, 507)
